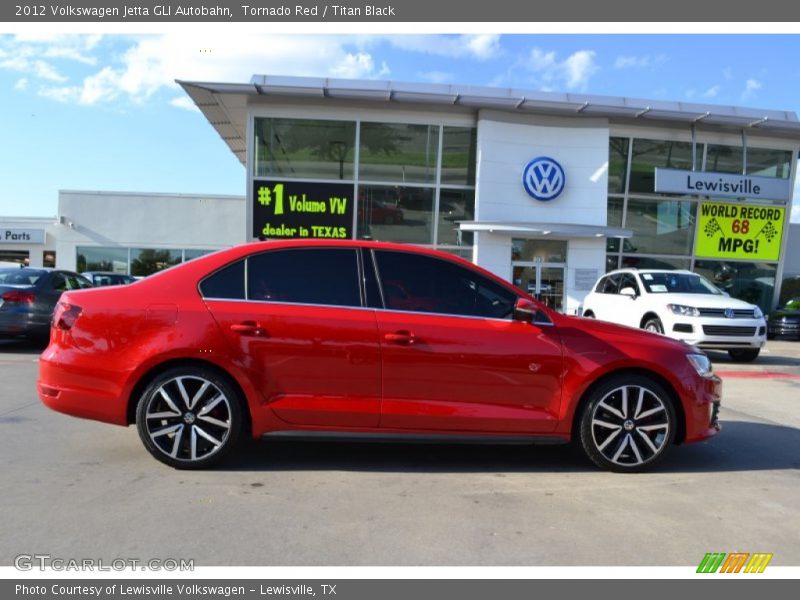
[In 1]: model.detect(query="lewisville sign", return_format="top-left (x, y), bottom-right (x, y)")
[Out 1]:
top-left (654, 168), bottom-right (792, 201)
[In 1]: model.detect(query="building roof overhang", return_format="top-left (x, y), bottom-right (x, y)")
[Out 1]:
top-left (178, 75), bottom-right (800, 167)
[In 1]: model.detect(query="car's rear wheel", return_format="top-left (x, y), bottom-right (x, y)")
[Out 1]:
top-left (578, 374), bottom-right (676, 472)
top-left (136, 366), bottom-right (243, 469)
top-left (643, 317), bottom-right (664, 334)
top-left (728, 348), bottom-right (760, 362)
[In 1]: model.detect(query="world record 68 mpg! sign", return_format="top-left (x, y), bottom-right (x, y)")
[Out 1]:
top-left (695, 201), bottom-right (785, 261)
top-left (252, 180), bottom-right (354, 240)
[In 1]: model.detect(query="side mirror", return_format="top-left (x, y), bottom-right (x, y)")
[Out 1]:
top-left (619, 287), bottom-right (637, 299)
top-left (513, 297), bottom-right (538, 323)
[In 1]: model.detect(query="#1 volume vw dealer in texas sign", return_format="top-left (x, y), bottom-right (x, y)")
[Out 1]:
top-left (253, 180), bottom-right (353, 240)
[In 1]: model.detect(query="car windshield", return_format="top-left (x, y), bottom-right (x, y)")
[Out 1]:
top-left (640, 272), bottom-right (723, 295)
top-left (0, 269), bottom-right (44, 285)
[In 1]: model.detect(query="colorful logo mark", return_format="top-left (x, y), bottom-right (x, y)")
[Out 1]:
top-left (697, 552), bottom-right (773, 573)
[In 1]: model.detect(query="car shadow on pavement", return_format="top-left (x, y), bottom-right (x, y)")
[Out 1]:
top-left (223, 419), bottom-right (800, 474)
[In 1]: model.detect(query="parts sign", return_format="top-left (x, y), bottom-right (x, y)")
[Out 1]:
top-left (695, 201), bottom-right (785, 261)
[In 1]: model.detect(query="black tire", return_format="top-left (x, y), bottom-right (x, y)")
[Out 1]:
top-left (583, 311), bottom-right (595, 318)
top-left (728, 348), bottom-right (760, 362)
top-left (578, 374), bottom-right (676, 473)
top-left (136, 366), bottom-right (244, 469)
top-left (643, 316), bottom-right (664, 334)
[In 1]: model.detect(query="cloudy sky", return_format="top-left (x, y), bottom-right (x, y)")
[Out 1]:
top-left (1, 33), bottom-right (799, 221)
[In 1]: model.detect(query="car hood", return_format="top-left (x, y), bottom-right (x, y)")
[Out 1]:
top-left (563, 313), bottom-right (692, 352)
top-left (644, 292), bottom-right (755, 309)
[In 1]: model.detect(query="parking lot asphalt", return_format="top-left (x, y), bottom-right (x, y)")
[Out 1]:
top-left (1, 338), bottom-right (799, 567)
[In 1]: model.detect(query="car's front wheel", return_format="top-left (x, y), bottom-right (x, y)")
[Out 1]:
top-left (578, 374), bottom-right (676, 472)
top-left (642, 317), bottom-right (664, 334)
top-left (728, 348), bottom-right (760, 362)
top-left (136, 366), bottom-right (244, 469)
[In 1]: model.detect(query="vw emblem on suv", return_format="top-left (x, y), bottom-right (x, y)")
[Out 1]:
top-left (724, 308), bottom-right (735, 319)
top-left (522, 156), bottom-right (566, 201)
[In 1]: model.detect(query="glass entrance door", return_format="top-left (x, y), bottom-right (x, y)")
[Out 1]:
top-left (512, 261), bottom-right (565, 313)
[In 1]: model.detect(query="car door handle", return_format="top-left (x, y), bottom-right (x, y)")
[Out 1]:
top-left (384, 331), bottom-right (416, 345)
top-left (230, 321), bottom-right (267, 336)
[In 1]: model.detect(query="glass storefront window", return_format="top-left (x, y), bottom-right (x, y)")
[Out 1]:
top-left (441, 127), bottom-right (477, 186)
top-left (606, 255), bottom-right (620, 272)
top-left (608, 137), bottom-right (629, 193)
top-left (511, 239), bottom-right (567, 263)
top-left (357, 185), bottom-right (434, 244)
top-left (705, 144), bottom-right (744, 175)
top-left (607, 197), bottom-right (624, 252)
top-left (131, 248), bottom-right (182, 277)
top-left (254, 118), bottom-right (356, 180)
top-left (184, 249), bottom-right (215, 261)
top-left (625, 199), bottom-right (696, 255)
top-left (43, 251), bottom-right (56, 268)
top-left (694, 260), bottom-right (777, 313)
top-left (359, 123), bottom-right (439, 184)
top-left (621, 256), bottom-right (692, 270)
top-left (629, 139), bottom-right (696, 193)
top-left (439, 247), bottom-right (474, 261)
top-left (76, 246), bottom-right (128, 273)
top-left (745, 147), bottom-right (793, 179)
top-left (437, 188), bottom-right (474, 246)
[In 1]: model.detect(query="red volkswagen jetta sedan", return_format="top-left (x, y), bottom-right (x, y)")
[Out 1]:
top-left (38, 241), bottom-right (721, 472)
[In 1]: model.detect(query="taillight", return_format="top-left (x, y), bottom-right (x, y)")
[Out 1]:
top-left (53, 301), bottom-right (82, 330)
top-left (2, 290), bottom-right (35, 304)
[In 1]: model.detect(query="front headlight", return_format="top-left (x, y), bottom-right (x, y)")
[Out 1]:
top-left (753, 306), bottom-right (763, 319)
top-left (668, 304), bottom-right (700, 317)
top-left (686, 353), bottom-right (714, 378)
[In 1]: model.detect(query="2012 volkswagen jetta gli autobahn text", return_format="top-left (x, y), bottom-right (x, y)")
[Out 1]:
top-left (38, 240), bottom-right (721, 472)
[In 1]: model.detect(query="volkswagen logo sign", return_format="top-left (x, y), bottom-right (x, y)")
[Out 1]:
top-left (523, 156), bottom-right (566, 201)
top-left (724, 308), bottom-right (735, 319)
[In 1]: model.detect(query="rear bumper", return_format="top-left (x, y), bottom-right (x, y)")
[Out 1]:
top-left (0, 312), bottom-right (50, 337)
top-left (38, 346), bottom-right (129, 426)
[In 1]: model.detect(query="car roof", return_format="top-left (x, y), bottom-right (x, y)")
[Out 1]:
top-left (606, 268), bottom-right (695, 276)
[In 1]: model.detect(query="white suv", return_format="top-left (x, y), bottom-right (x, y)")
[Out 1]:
top-left (581, 269), bottom-right (767, 362)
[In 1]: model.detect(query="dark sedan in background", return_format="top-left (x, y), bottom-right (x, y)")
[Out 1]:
top-left (0, 268), bottom-right (93, 340)
top-left (768, 299), bottom-right (800, 340)
top-left (81, 271), bottom-right (137, 286)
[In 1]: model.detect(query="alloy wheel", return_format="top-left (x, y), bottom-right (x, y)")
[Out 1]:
top-left (143, 375), bottom-right (232, 463)
top-left (589, 384), bottom-right (671, 468)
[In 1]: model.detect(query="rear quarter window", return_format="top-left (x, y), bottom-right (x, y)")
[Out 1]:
top-left (199, 260), bottom-right (245, 299)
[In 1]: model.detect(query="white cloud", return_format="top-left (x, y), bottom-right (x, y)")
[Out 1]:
top-left (742, 78), bottom-right (762, 100)
top-left (524, 48), bottom-right (598, 91)
top-left (169, 96), bottom-right (200, 112)
top-left (703, 85), bottom-right (720, 98)
top-left (7, 34), bottom-right (398, 107)
top-left (723, 67), bottom-right (734, 80)
top-left (14, 77), bottom-right (28, 91)
top-left (613, 54), bottom-right (667, 70)
top-left (385, 35), bottom-right (501, 60)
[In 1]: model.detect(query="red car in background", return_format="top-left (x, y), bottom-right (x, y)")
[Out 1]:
top-left (38, 240), bottom-right (721, 472)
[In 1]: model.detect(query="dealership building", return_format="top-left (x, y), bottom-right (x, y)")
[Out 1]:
top-left (2, 75), bottom-right (799, 313)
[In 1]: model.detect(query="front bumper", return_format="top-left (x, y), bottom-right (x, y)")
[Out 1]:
top-left (768, 320), bottom-right (800, 338)
top-left (684, 374), bottom-right (722, 444)
top-left (665, 316), bottom-right (766, 350)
